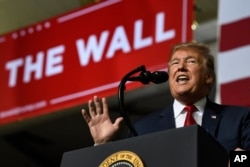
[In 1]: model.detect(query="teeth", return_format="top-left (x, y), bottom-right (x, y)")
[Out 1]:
top-left (177, 75), bottom-right (189, 82)
top-left (178, 76), bottom-right (187, 79)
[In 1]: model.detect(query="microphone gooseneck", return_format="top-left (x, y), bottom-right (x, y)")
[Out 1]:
top-left (118, 65), bottom-right (168, 137)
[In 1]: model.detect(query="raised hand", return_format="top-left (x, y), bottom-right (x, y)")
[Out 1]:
top-left (81, 96), bottom-right (123, 145)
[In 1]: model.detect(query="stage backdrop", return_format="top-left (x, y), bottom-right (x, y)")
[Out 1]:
top-left (217, 0), bottom-right (250, 106)
top-left (0, 0), bottom-right (193, 125)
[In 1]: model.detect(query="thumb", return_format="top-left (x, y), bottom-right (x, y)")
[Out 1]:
top-left (113, 117), bottom-right (124, 128)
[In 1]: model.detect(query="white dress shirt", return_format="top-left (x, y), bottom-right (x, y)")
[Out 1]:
top-left (173, 97), bottom-right (206, 128)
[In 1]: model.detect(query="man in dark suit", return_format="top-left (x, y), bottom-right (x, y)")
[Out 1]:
top-left (133, 99), bottom-right (250, 152)
top-left (81, 42), bottom-right (250, 152)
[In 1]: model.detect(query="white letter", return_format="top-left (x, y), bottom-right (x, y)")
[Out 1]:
top-left (134, 19), bottom-right (153, 49)
top-left (234, 155), bottom-right (241, 162)
top-left (155, 12), bottom-right (175, 43)
top-left (241, 155), bottom-right (247, 161)
top-left (45, 45), bottom-right (64, 77)
top-left (5, 58), bottom-right (23, 87)
top-left (23, 52), bottom-right (44, 83)
top-left (106, 26), bottom-right (131, 58)
top-left (76, 31), bottom-right (109, 66)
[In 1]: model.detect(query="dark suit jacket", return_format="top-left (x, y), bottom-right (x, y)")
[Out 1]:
top-left (133, 99), bottom-right (250, 152)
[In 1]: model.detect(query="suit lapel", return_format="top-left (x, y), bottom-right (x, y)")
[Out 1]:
top-left (158, 105), bottom-right (176, 130)
top-left (202, 99), bottom-right (222, 137)
top-left (155, 100), bottom-right (223, 136)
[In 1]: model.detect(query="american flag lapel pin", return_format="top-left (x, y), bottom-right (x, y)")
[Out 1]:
top-left (211, 115), bottom-right (217, 119)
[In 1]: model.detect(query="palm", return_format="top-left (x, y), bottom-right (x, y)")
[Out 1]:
top-left (81, 96), bottom-right (123, 144)
top-left (89, 114), bottom-right (119, 142)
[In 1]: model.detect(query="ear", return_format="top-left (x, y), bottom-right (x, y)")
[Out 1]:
top-left (205, 73), bottom-right (215, 85)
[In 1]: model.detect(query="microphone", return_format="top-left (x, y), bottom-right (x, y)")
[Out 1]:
top-left (128, 70), bottom-right (168, 84)
top-left (118, 65), bottom-right (168, 136)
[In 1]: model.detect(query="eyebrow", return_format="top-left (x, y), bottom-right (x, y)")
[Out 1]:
top-left (170, 55), bottom-right (196, 61)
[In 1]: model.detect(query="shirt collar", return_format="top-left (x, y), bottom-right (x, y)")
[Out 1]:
top-left (173, 97), bottom-right (207, 118)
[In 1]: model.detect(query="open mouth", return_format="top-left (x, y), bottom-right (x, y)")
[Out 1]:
top-left (176, 75), bottom-right (189, 83)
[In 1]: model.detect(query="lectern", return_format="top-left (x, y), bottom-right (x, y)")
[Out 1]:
top-left (60, 125), bottom-right (228, 167)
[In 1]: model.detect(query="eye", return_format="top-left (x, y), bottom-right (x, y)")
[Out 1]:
top-left (170, 60), bottom-right (179, 66)
top-left (186, 58), bottom-right (197, 64)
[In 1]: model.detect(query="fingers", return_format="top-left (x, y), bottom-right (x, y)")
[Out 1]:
top-left (82, 95), bottom-right (107, 124)
top-left (86, 95), bottom-right (105, 118)
top-left (88, 99), bottom-right (96, 117)
top-left (94, 96), bottom-right (102, 114)
top-left (81, 109), bottom-right (91, 123)
top-left (102, 97), bottom-right (108, 114)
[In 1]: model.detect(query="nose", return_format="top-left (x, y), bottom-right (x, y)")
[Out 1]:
top-left (177, 61), bottom-right (187, 71)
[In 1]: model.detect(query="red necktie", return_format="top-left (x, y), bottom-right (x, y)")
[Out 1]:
top-left (184, 105), bottom-right (197, 126)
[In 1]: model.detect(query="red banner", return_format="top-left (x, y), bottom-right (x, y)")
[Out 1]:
top-left (0, 0), bottom-right (193, 125)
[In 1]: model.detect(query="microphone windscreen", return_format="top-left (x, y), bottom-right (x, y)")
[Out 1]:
top-left (151, 71), bottom-right (169, 84)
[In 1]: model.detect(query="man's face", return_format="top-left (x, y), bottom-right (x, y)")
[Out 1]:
top-left (168, 49), bottom-right (213, 104)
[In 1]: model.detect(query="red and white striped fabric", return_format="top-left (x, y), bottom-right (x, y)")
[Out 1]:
top-left (217, 0), bottom-right (250, 106)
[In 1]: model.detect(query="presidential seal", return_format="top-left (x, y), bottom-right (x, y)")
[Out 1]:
top-left (99, 150), bottom-right (144, 167)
